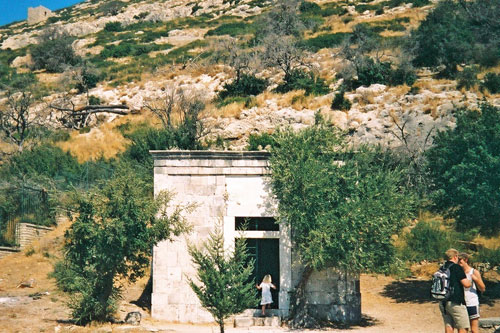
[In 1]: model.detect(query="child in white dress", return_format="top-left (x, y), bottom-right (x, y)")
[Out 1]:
top-left (256, 274), bottom-right (276, 316)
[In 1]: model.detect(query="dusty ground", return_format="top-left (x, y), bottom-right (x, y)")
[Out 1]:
top-left (0, 224), bottom-right (499, 333)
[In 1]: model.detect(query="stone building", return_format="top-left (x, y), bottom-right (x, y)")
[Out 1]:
top-left (27, 5), bottom-right (53, 25)
top-left (151, 150), bottom-right (361, 324)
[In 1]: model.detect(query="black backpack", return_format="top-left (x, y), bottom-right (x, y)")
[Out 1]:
top-left (431, 262), bottom-right (454, 301)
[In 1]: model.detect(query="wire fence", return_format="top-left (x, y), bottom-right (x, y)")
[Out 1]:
top-left (0, 184), bottom-right (51, 246)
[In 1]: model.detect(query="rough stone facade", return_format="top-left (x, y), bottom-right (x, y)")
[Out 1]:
top-left (27, 6), bottom-right (53, 25)
top-left (16, 223), bottom-right (52, 249)
top-left (151, 150), bottom-right (361, 324)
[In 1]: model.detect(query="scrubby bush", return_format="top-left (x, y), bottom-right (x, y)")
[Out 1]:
top-left (205, 21), bottom-right (256, 37)
top-left (275, 69), bottom-right (330, 96)
top-left (216, 96), bottom-right (256, 108)
top-left (31, 32), bottom-right (81, 73)
top-left (356, 57), bottom-right (392, 87)
top-left (399, 221), bottom-right (460, 262)
top-left (75, 66), bottom-right (101, 94)
top-left (320, 3), bottom-right (348, 16)
top-left (299, 32), bottom-right (350, 52)
top-left (99, 0), bottom-right (124, 16)
top-left (348, 56), bottom-right (416, 87)
top-left (411, 1), bottom-right (472, 77)
top-left (482, 72), bottom-right (500, 94)
top-left (217, 74), bottom-right (268, 100)
top-left (390, 61), bottom-right (417, 86)
top-left (475, 247), bottom-right (500, 268)
top-left (474, 44), bottom-right (500, 68)
top-left (457, 66), bottom-right (479, 90)
top-left (4, 144), bottom-right (80, 181)
top-left (331, 88), bottom-right (351, 111)
top-left (88, 95), bottom-right (102, 105)
top-left (247, 132), bottom-right (276, 151)
top-left (103, 21), bottom-right (122, 32)
top-left (99, 42), bottom-right (160, 58)
top-left (299, 1), bottom-right (322, 15)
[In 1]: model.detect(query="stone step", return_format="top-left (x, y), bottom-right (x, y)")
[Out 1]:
top-left (234, 315), bottom-right (281, 328)
top-left (479, 317), bottom-right (500, 328)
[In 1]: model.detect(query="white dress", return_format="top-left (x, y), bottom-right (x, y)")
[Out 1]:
top-left (259, 282), bottom-right (273, 305)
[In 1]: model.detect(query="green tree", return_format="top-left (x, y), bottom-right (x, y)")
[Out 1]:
top-left (58, 166), bottom-right (191, 325)
top-left (189, 225), bottom-right (258, 333)
top-left (426, 104), bottom-right (500, 233)
top-left (410, 0), bottom-right (473, 77)
top-left (31, 29), bottom-right (81, 73)
top-left (268, 118), bottom-right (416, 325)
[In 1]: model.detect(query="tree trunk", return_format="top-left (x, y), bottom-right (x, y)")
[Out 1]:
top-left (218, 319), bottom-right (225, 333)
top-left (288, 266), bottom-right (320, 328)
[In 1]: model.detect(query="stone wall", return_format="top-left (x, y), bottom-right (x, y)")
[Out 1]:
top-left (0, 246), bottom-right (20, 259)
top-left (27, 6), bottom-right (53, 25)
top-left (151, 150), bottom-right (276, 323)
top-left (16, 223), bottom-right (53, 249)
top-left (304, 268), bottom-right (361, 323)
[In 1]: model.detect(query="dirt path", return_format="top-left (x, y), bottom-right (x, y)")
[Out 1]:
top-left (0, 225), bottom-right (498, 333)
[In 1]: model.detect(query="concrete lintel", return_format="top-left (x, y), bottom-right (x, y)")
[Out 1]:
top-left (151, 150), bottom-right (270, 161)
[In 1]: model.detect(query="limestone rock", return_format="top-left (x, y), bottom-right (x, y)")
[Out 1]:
top-left (124, 311), bottom-right (142, 325)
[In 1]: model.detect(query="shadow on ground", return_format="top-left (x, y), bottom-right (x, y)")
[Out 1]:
top-left (131, 276), bottom-right (152, 311)
top-left (381, 279), bottom-right (434, 304)
top-left (481, 279), bottom-right (500, 306)
top-left (381, 277), bottom-right (500, 306)
top-left (287, 315), bottom-right (379, 331)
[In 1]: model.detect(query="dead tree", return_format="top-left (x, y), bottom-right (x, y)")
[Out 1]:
top-left (0, 90), bottom-right (40, 152)
top-left (49, 99), bottom-right (130, 129)
top-left (210, 36), bottom-right (257, 82)
top-left (144, 87), bottom-right (204, 130)
top-left (144, 86), bottom-right (207, 149)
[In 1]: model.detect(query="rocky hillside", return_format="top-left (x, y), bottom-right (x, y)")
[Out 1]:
top-left (1, 0), bottom-right (499, 156)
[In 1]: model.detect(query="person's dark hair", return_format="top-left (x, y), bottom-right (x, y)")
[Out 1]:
top-left (458, 252), bottom-right (470, 262)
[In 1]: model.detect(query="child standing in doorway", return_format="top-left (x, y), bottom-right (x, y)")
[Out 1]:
top-left (256, 274), bottom-right (276, 317)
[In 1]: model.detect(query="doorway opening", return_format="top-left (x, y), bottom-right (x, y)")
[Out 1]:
top-left (245, 238), bottom-right (280, 309)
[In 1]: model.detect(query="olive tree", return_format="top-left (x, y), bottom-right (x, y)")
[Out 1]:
top-left (268, 117), bottom-right (417, 326)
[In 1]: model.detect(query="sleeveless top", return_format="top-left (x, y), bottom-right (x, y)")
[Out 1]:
top-left (464, 268), bottom-right (479, 306)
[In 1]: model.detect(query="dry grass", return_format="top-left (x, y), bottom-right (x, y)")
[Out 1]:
top-left (414, 78), bottom-right (455, 93)
top-left (255, 90), bottom-right (281, 107)
top-left (474, 235), bottom-right (500, 250)
top-left (54, 112), bottom-right (159, 163)
top-left (390, 84), bottom-right (411, 96)
top-left (275, 90), bottom-right (333, 110)
top-left (206, 101), bottom-right (244, 119)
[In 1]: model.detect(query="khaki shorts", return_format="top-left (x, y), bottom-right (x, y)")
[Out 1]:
top-left (439, 301), bottom-right (471, 329)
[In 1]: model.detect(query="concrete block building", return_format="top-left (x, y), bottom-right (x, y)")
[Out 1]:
top-left (151, 150), bottom-right (361, 323)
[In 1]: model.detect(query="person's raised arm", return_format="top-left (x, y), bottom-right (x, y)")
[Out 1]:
top-left (460, 277), bottom-right (472, 288)
top-left (472, 270), bottom-right (486, 292)
top-left (256, 283), bottom-right (261, 290)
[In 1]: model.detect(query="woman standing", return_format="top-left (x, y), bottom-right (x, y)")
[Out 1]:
top-left (458, 252), bottom-right (486, 333)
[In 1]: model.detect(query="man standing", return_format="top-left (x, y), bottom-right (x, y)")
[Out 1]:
top-left (439, 248), bottom-right (472, 333)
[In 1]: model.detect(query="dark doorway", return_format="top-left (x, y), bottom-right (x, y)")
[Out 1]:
top-left (245, 238), bottom-right (280, 309)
